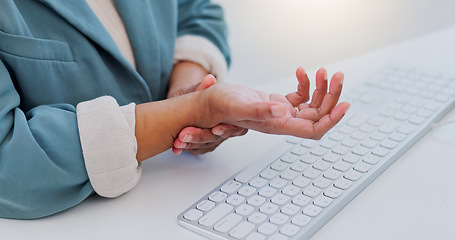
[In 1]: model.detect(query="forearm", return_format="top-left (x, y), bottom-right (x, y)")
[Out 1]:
top-left (135, 91), bottom-right (208, 161)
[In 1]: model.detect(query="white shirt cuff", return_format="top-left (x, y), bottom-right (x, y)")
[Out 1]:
top-left (174, 35), bottom-right (228, 82)
top-left (76, 96), bottom-right (141, 198)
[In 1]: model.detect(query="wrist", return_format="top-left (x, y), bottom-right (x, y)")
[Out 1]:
top-left (168, 61), bottom-right (209, 98)
top-left (135, 93), bottom-right (201, 161)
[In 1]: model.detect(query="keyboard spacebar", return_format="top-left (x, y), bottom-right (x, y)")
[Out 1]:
top-left (234, 140), bottom-right (295, 183)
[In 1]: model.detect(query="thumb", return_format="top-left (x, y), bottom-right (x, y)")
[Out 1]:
top-left (195, 74), bottom-right (217, 91)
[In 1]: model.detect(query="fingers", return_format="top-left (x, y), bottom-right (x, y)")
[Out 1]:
top-left (312, 101), bottom-right (350, 138)
top-left (308, 68), bottom-right (328, 108)
top-left (172, 124), bottom-right (248, 155)
top-left (285, 67), bottom-right (310, 107)
top-left (283, 101), bottom-right (350, 139)
top-left (297, 71), bottom-right (344, 121)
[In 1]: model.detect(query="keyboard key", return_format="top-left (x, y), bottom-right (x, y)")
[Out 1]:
top-left (199, 203), bottom-right (233, 227)
top-left (292, 176), bottom-right (311, 188)
top-left (229, 221), bottom-right (255, 239)
top-left (292, 214), bottom-right (311, 227)
top-left (351, 131), bottom-right (368, 140)
top-left (310, 146), bottom-right (328, 156)
top-left (332, 145), bottom-right (350, 155)
top-left (313, 177), bottom-right (332, 189)
top-left (271, 194), bottom-right (290, 205)
top-left (249, 177), bottom-right (268, 188)
top-left (342, 153), bottom-right (361, 164)
top-left (280, 223), bottom-right (300, 237)
top-left (378, 122), bottom-right (398, 133)
top-left (214, 213), bottom-right (243, 233)
top-left (338, 125), bottom-right (355, 134)
top-left (221, 180), bottom-right (242, 194)
top-left (313, 160), bottom-right (331, 171)
top-left (260, 202), bottom-right (279, 214)
top-left (397, 125), bottom-right (415, 135)
top-left (183, 209), bottom-right (203, 221)
top-left (300, 154), bottom-right (318, 164)
top-left (323, 168), bottom-right (342, 180)
top-left (246, 232), bottom-right (266, 240)
top-left (291, 146), bottom-right (308, 156)
top-left (281, 203), bottom-right (301, 215)
top-left (270, 178), bottom-right (288, 189)
top-left (323, 186), bottom-right (343, 199)
top-left (320, 139), bottom-right (338, 149)
top-left (290, 161), bottom-right (308, 172)
top-left (370, 131), bottom-right (387, 141)
top-left (303, 186), bottom-right (322, 198)
top-left (333, 161), bottom-right (351, 172)
top-left (286, 136), bottom-right (302, 144)
top-left (329, 131), bottom-right (346, 141)
top-left (282, 185), bottom-right (301, 196)
top-left (247, 195), bottom-right (266, 207)
top-left (362, 154), bottom-right (381, 165)
top-left (323, 152), bottom-right (341, 162)
top-left (270, 213), bottom-right (289, 225)
top-left (352, 145), bottom-right (370, 156)
top-left (248, 212), bottom-right (267, 224)
top-left (343, 169), bottom-right (363, 181)
top-left (259, 186), bottom-right (277, 198)
top-left (258, 222), bottom-right (278, 235)
top-left (260, 168), bottom-right (279, 180)
top-left (280, 169), bottom-right (299, 180)
top-left (360, 138), bottom-right (378, 148)
top-left (292, 194), bottom-right (311, 207)
top-left (281, 153), bottom-right (299, 163)
top-left (380, 140), bottom-right (398, 149)
top-left (302, 204), bottom-right (322, 217)
top-left (209, 191), bottom-right (227, 203)
top-left (341, 137), bottom-right (358, 148)
top-left (359, 124), bottom-right (376, 133)
top-left (238, 186), bottom-right (257, 197)
top-left (409, 115), bottom-right (425, 125)
top-left (371, 146), bottom-right (390, 157)
top-left (300, 139), bottom-right (318, 148)
top-left (270, 161), bottom-right (290, 171)
top-left (333, 178), bottom-right (353, 190)
top-left (226, 194), bottom-right (245, 206)
top-left (196, 200), bottom-right (216, 211)
top-left (303, 168), bottom-right (322, 179)
top-left (313, 195), bottom-right (333, 208)
top-left (235, 204), bottom-right (254, 216)
top-left (353, 162), bottom-right (372, 173)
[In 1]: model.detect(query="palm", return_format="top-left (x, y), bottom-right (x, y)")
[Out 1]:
top-left (205, 68), bottom-right (350, 140)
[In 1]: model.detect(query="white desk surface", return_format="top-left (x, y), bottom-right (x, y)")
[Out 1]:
top-left (2, 26), bottom-right (455, 240)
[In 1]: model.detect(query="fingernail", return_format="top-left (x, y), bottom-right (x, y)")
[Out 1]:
top-left (174, 148), bottom-right (182, 155)
top-left (323, 69), bottom-right (328, 81)
top-left (213, 128), bottom-right (225, 136)
top-left (271, 105), bottom-right (286, 117)
top-left (183, 134), bottom-right (192, 143)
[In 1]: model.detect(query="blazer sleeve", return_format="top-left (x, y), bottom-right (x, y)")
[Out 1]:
top-left (0, 60), bottom-right (93, 219)
top-left (176, 0), bottom-right (231, 80)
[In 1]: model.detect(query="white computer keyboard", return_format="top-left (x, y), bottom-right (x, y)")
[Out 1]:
top-left (177, 65), bottom-right (455, 240)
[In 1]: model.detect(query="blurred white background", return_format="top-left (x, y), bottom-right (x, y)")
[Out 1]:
top-left (214, 0), bottom-right (455, 87)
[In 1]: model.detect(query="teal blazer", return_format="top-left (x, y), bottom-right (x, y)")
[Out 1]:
top-left (0, 0), bottom-right (229, 219)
